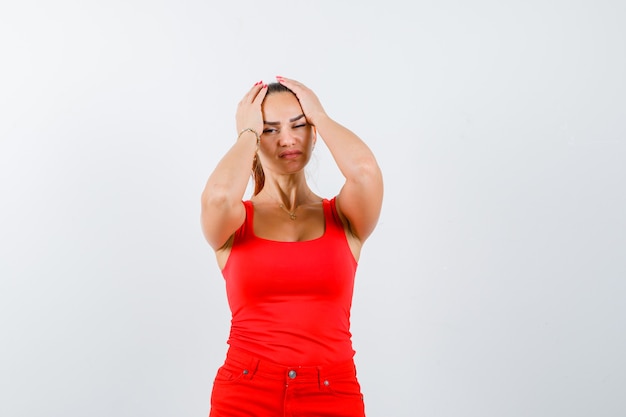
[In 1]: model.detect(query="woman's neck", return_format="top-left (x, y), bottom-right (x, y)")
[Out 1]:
top-left (253, 176), bottom-right (317, 212)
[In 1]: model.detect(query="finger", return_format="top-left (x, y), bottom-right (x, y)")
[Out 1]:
top-left (241, 81), bottom-right (264, 103)
top-left (247, 82), bottom-right (264, 101)
top-left (276, 75), bottom-right (303, 86)
top-left (276, 75), bottom-right (297, 87)
top-left (276, 76), bottom-right (310, 95)
top-left (252, 83), bottom-right (268, 105)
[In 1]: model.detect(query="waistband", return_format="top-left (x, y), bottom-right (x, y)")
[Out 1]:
top-left (224, 347), bottom-right (357, 383)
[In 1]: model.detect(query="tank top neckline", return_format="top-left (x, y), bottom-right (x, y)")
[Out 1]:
top-left (246, 198), bottom-right (331, 244)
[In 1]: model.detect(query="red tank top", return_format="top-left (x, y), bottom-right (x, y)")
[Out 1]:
top-left (221, 197), bottom-right (358, 366)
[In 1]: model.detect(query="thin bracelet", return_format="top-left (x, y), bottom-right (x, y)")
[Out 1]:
top-left (237, 128), bottom-right (260, 151)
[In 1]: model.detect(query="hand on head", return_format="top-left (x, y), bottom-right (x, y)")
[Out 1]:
top-left (235, 76), bottom-right (328, 143)
top-left (236, 81), bottom-right (268, 136)
top-left (275, 76), bottom-right (328, 126)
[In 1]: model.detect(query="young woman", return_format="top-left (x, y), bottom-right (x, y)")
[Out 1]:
top-left (201, 76), bottom-right (383, 417)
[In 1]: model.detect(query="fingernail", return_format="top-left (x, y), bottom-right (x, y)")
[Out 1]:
top-left (262, 83), bottom-right (268, 88)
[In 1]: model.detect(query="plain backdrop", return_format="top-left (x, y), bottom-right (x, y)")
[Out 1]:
top-left (1, 1), bottom-right (625, 416)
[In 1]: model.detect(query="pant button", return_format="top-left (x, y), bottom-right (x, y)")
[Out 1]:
top-left (323, 380), bottom-right (330, 386)
top-left (288, 370), bottom-right (297, 379)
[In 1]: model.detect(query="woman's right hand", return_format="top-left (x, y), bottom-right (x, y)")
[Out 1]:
top-left (235, 81), bottom-right (268, 136)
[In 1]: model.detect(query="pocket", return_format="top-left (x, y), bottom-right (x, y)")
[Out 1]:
top-left (324, 376), bottom-right (364, 400)
top-left (213, 363), bottom-right (247, 385)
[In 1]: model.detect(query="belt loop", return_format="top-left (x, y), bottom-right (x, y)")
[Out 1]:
top-left (316, 366), bottom-right (322, 389)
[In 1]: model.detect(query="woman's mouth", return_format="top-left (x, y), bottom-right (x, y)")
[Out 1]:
top-left (279, 150), bottom-right (302, 159)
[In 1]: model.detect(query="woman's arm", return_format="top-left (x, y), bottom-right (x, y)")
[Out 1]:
top-left (200, 82), bottom-right (268, 250)
top-left (277, 77), bottom-right (383, 242)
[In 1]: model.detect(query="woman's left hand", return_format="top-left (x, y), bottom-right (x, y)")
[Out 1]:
top-left (275, 76), bottom-right (328, 126)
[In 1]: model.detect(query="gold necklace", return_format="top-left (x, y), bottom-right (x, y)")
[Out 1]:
top-left (265, 190), bottom-right (312, 221)
top-left (279, 203), bottom-right (297, 220)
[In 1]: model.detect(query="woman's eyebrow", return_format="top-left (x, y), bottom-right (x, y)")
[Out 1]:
top-left (263, 114), bottom-right (305, 125)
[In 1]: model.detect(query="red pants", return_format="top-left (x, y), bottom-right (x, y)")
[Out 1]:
top-left (209, 347), bottom-right (366, 417)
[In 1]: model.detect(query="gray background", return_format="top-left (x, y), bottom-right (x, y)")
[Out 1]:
top-left (1, 1), bottom-right (625, 416)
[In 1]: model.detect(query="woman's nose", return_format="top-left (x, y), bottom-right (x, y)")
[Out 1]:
top-left (277, 129), bottom-right (296, 146)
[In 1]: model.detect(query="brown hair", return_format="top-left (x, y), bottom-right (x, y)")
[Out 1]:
top-left (251, 82), bottom-right (296, 195)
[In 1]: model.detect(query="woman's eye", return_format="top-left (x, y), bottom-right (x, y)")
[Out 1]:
top-left (293, 124), bottom-right (306, 129)
top-left (263, 128), bottom-right (277, 134)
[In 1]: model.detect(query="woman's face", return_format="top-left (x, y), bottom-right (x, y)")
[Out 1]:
top-left (259, 92), bottom-right (315, 175)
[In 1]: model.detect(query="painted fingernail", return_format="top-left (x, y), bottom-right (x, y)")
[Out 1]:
top-left (262, 83), bottom-right (268, 88)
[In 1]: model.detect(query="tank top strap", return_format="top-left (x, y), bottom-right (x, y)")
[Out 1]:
top-left (233, 200), bottom-right (254, 242)
top-left (243, 200), bottom-right (254, 224)
top-left (323, 196), bottom-right (344, 233)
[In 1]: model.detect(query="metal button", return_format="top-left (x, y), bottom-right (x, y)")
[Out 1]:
top-left (243, 369), bottom-right (249, 375)
top-left (323, 380), bottom-right (329, 386)
top-left (288, 370), bottom-right (297, 379)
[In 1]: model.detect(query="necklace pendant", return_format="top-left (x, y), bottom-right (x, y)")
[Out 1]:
top-left (279, 203), bottom-right (298, 220)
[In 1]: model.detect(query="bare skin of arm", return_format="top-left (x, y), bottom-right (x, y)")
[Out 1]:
top-left (200, 82), bottom-right (268, 251)
top-left (276, 77), bottom-right (384, 244)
